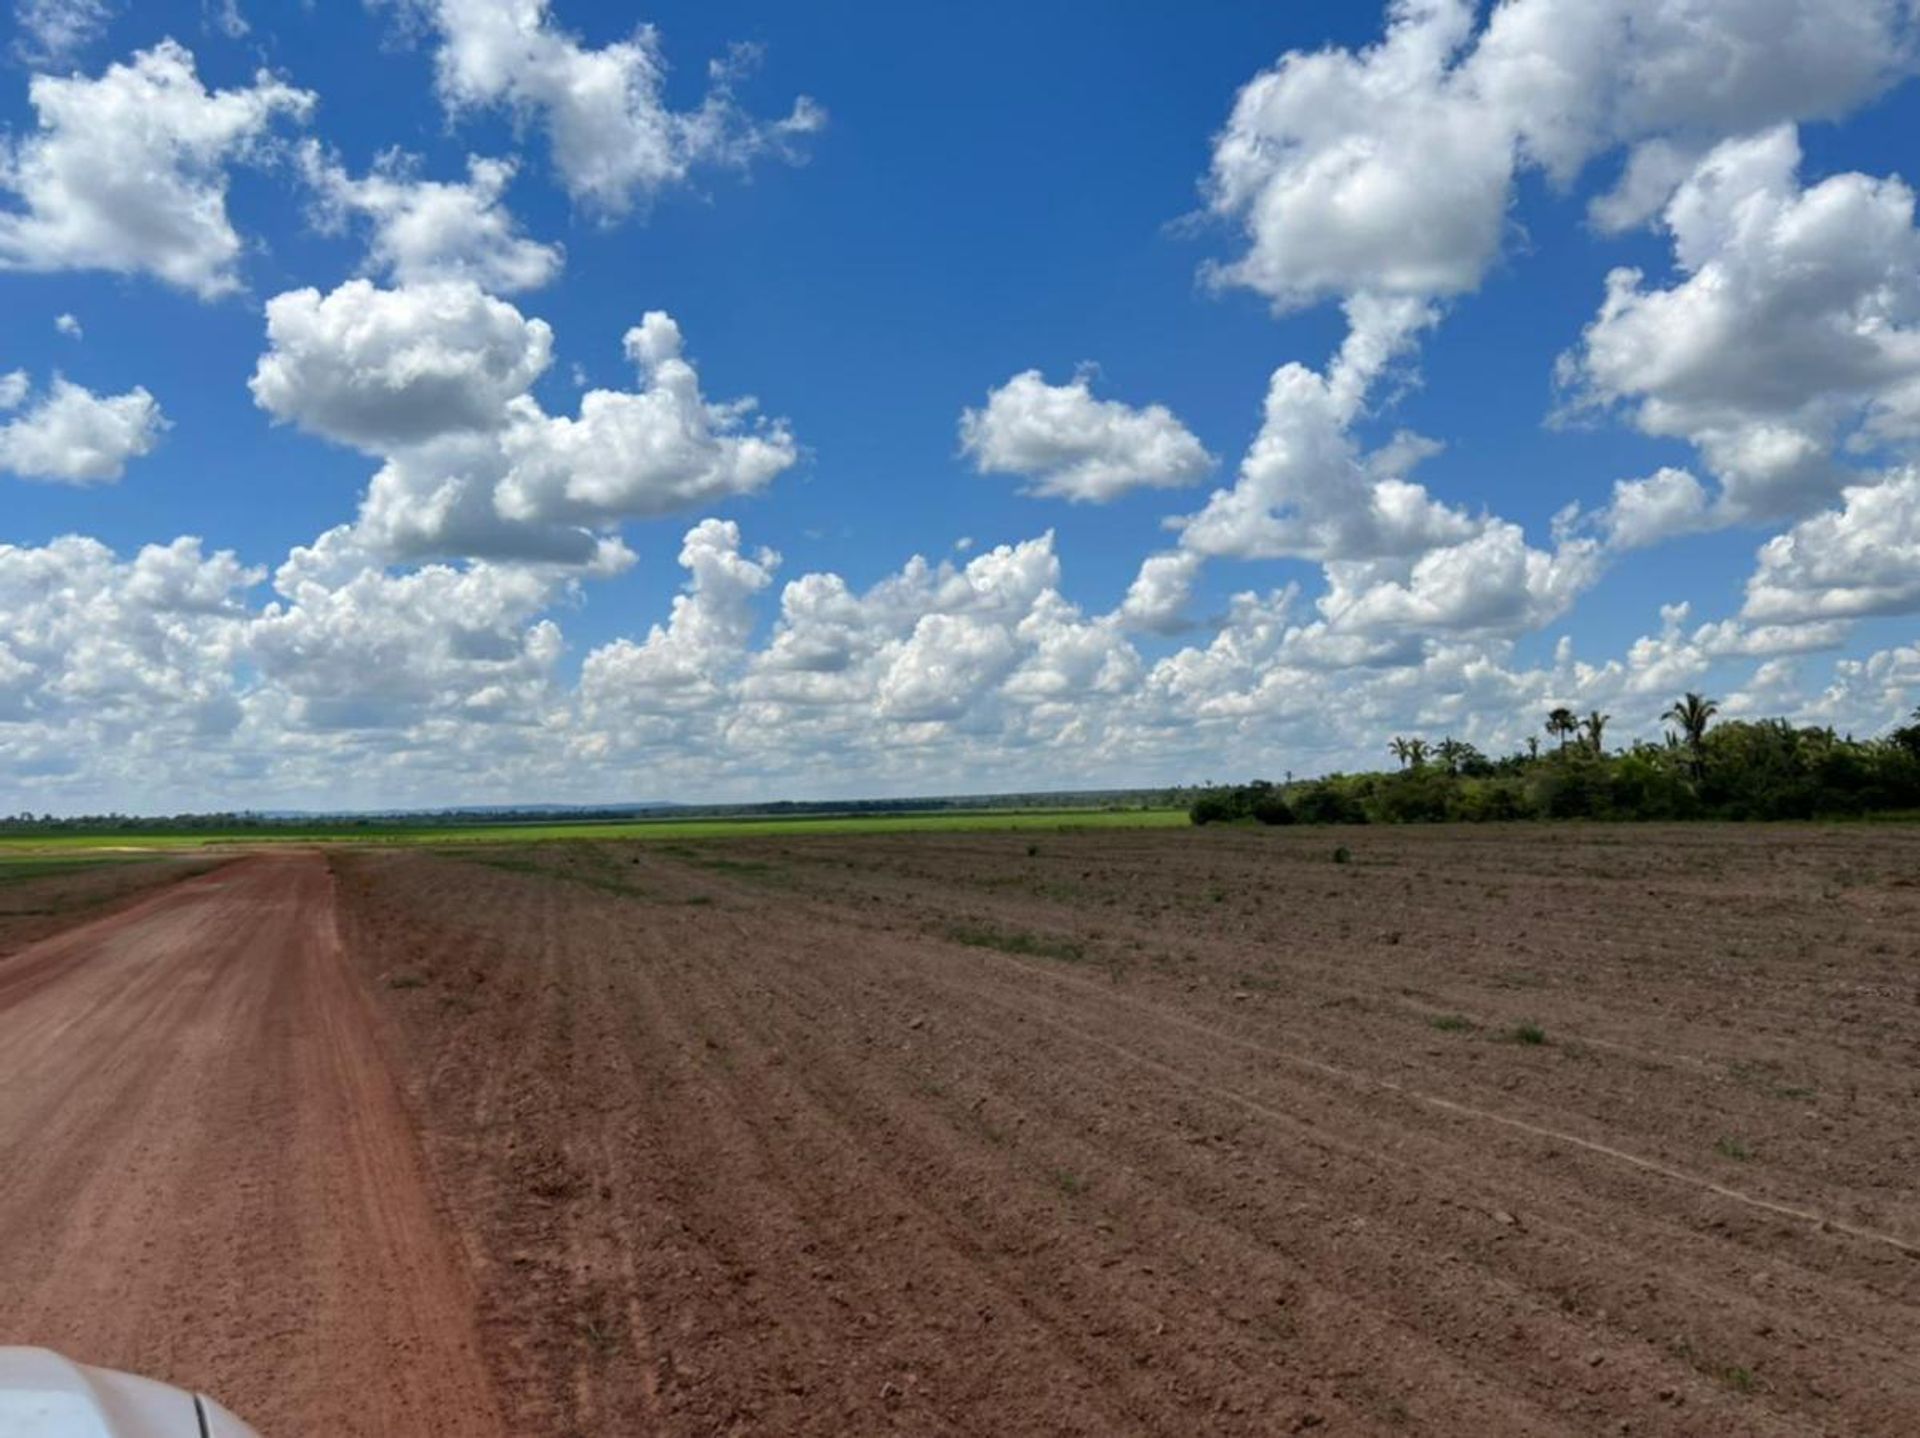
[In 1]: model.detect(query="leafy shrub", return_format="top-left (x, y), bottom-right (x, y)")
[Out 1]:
top-left (1184, 706), bottom-right (1920, 829)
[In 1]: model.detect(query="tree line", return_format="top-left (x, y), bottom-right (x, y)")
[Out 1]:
top-left (1191, 695), bottom-right (1920, 826)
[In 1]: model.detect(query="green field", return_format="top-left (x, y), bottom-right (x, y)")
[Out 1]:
top-left (0, 807), bottom-right (1188, 856)
top-left (0, 852), bottom-right (169, 879)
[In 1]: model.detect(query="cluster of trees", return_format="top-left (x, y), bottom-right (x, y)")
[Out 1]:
top-left (1192, 695), bottom-right (1920, 826)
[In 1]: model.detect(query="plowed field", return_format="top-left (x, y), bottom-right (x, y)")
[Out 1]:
top-left (338, 825), bottom-right (1920, 1435)
top-left (4, 825), bottom-right (1918, 1435)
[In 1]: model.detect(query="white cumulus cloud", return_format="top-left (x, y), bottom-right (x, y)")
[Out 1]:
top-left (0, 40), bottom-right (313, 298)
top-left (959, 369), bottom-right (1213, 502)
top-left (251, 279), bottom-right (554, 450)
top-left (1206, 0), bottom-right (1919, 314)
top-left (300, 144), bottom-right (563, 292)
top-left (0, 374), bottom-right (165, 484)
top-left (399, 0), bottom-right (824, 216)
top-left (251, 281), bottom-right (796, 565)
top-left (494, 311), bottom-right (797, 528)
top-left (1563, 126), bottom-right (1920, 520)
top-left (1743, 468), bottom-right (1920, 623)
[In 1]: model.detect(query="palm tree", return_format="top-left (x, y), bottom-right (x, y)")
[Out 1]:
top-left (1661, 692), bottom-right (1718, 776)
top-left (1436, 736), bottom-right (1467, 775)
top-left (1389, 737), bottom-right (1413, 769)
top-left (1583, 710), bottom-right (1610, 754)
top-left (1546, 707), bottom-right (1578, 753)
top-left (1405, 737), bottom-right (1430, 769)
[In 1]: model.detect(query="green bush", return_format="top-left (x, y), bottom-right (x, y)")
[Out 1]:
top-left (1185, 707), bottom-right (1920, 829)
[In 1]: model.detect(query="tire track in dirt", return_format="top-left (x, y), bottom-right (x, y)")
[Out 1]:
top-left (0, 851), bottom-right (503, 1438)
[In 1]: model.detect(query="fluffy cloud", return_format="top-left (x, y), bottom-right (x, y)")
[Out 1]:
top-left (207, 0), bottom-right (248, 40)
top-left (1206, 0), bottom-right (1918, 313)
top-left (251, 530), bottom-right (567, 730)
top-left (1205, 0), bottom-right (1509, 308)
top-left (1179, 298), bottom-right (1469, 563)
top-left (0, 516), bottom-right (1910, 809)
top-left (493, 312), bottom-right (796, 527)
top-left (1564, 127), bottom-right (1920, 519)
top-left (251, 279), bottom-right (554, 449)
top-left (578, 518), bottom-right (776, 724)
top-left (0, 41), bottom-right (313, 298)
top-left (959, 369), bottom-right (1213, 502)
top-left (1743, 468), bottom-right (1920, 623)
top-left (1116, 550), bottom-right (1203, 634)
top-left (400, 0), bottom-right (824, 215)
top-left (0, 375), bottom-right (165, 484)
top-left (1315, 523), bottom-right (1601, 636)
top-left (300, 144), bottom-right (563, 292)
top-left (1592, 467), bottom-right (1712, 550)
top-left (0, 536), bottom-right (256, 756)
top-left (251, 282), bottom-right (795, 564)
top-left (11, 0), bottom-right (111, 66)
top-left (1165, 290), bottom-right (1604, 639)
top-left (1192, 0), bottom-right (1920, 659)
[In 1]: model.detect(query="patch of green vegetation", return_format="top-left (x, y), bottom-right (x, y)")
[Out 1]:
top-left (1507, 1022), bottom-right (1548, 1046)
top-left (462, 853), bottom-right (661, 902)
top-left (941, 922), bottom-right (1086, 964)
top-left (385, 972), bottom-right (428, 990)
top-left (0, 806), bottom-right (1190, 856)
top-left (675, 854), bottom-right (777, 876)
top-left (1049, 1167), bottom-right (1089, 1197)
top-left (1188, 702), bottom-right (1920, 826)
top-left (1723, 1365), bottom-right (1758, 1394)
top-left (0, 853), bottom-right (159, 883)
top-left (1429, 1013), bottom-right (1475, 1032)
top-left (1727, 1059), bottom-right (1817, 1102)
top-left (1715, 1135), bottom-right (1752, 1161)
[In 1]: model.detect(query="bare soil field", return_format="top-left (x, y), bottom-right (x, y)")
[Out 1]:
top-left (0, 854), bottom-right (502, 1436)
top-left (0, 854), bottom-right (221, 957)
top-left (331, 824), bottom-right (1920, 1436)
top-left (3, 826), bottom-right (1918, 1435)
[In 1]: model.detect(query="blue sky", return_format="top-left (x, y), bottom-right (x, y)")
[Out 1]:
top-left (4, 0), bottom-right (1920, 811)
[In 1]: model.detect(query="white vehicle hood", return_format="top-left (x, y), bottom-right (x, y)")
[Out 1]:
top-left (0, 1348), bottom-right (257, 1438)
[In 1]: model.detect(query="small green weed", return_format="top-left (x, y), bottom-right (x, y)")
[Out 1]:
top-left (942, 922), bottom-right (1085, 964)
top-left (1715, 1136), bottom-right (1752, 1161)
top-left (1429, 1013), bottom-right (1475, 1032)
top-left (1508, 1022), bottom-right (1547, 1045)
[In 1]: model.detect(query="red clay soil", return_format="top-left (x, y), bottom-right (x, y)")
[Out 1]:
top-left (0, 852), bottom-right (502, 1437)
top-left (0, 854), bottom-right (221, 957)
top-left (5, 828), bottom-right (1919, 1435)
top-left (332, 826), bottom-right (1920, 1436)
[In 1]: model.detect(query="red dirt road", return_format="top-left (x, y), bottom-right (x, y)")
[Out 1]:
top-left (0, 852), bottom-right (501, 1437)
